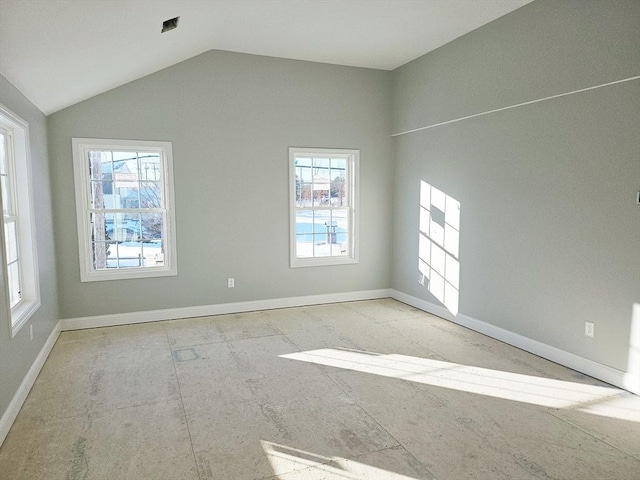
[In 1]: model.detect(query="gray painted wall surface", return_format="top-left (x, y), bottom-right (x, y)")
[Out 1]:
top-left (0, 75), bottom-right (59, 419)
top-left (391, 0), bottom-right (640, 371)
top-left (392, 0), bottom-right (640, 136)
top-left (49, 50), bottom-right (393, 319)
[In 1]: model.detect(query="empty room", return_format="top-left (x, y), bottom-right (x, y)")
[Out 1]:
top-left (0, 0), bottom-right (638, 479)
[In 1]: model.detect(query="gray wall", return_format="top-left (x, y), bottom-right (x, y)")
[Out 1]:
top-left (391, 0), bottom-right (640, 371)
top-left (0, 75), bottom-right (59, 419)
top-left (48, 50), bottom-right (393, 319)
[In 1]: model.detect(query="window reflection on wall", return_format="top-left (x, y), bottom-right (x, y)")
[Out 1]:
top-left (418, 181), bottom-right (460, 315)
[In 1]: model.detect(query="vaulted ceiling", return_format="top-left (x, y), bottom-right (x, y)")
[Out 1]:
top-left (0, 0), bottom-right (532, 115)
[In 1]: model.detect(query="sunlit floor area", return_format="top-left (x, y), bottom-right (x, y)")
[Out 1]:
top-left (1, 299), bottom-right (638, 479)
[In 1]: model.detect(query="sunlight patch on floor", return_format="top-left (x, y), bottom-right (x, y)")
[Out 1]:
top-left (261, 440), bottom-right (423, 480)
top-left (280, 348), bottom-right (639, 422)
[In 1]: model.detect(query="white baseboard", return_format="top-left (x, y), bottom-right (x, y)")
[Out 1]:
top-left (60, 289), bottom-right (394, 331)
top-left (389, 289), bottom-right (638, 395)
top-left (61, 287), bottom-right (638, 394)
top-left (4, 287), bottom-right (633, 451)
top-left (0, 320), bottom-right (61, 446)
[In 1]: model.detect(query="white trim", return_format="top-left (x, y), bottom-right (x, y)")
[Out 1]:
top-left (392, 75), bottom-right (640, 137)
top-left (71, 138), bottom-right (178, 282)
top-left (60, 289), bottom-right (392, 330)
top-left (0, 320), bottom-right (61, 446)
top-left (389, 289), bottom-right (639, 395)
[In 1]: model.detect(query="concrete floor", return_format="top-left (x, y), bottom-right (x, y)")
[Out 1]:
top-left (0, 299), bottom-right (638, 479)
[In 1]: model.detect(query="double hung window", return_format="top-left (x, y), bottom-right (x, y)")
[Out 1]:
top-left (289, 147), bottom-right (359, 267)
top-left (0, 105), bottom-right (40, 337)
top-left (72, 138), bottom-right (177, 282)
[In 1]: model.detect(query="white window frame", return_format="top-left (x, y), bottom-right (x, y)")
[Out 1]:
top-left (72, 138), bottom-right (178, 282)
top-left (289, 147), bottom-right (359, 268)
top-left (0, 105), bottom-right (40, 338)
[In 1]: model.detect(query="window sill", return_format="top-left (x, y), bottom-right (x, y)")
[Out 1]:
top-left (11, 298), bottom-right (41, 338)
top-left (80, 265), bottom-right (177, 282)
top-left (291, 256), bottom-right (359, 268)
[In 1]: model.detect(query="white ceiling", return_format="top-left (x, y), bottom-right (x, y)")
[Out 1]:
top-left (0, 0), bottom-right (532, 115)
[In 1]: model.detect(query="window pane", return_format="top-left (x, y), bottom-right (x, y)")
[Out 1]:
top-left (330, 158), bottom-right (347, 206)
top-left (140, 181), bottom-right (161, 208)
top-left (90, 180), bottom-right (114, 209)
top-left (312, 209), bottom-right (337, 257)
top-left (0, 132), bottom-right (6, 175)
top-left (295, 211), bottom-right (314, 237)
top-left (139, 153), bottom-right (161, 181)
top-left (313, 234), bottom-right (331, 257)
top-left (96, 241), bottom-right (145, 270)
top-left (1, 174), bottom-right (10, 215)
top-left (112, 157), bottom-right (130, 176)
top-left (114, 175), bottom-right (140, 209)
top-left (312, 157), bottom-right (330, 207)
top-left (7, 260), bottom-right (21, 306)
top-left (4, 219), bottom-right (19, 262)
top-left (92, 241), bottom-right (111, 270)
top-left (88, 150), bottom-right (108, 180)
top-left (92, 212), bottom-right (112, 243)
top-left (113, 212), bottom-right (141, 243)
top-left (1, 132), bottom-right (11, 215)
top-left (312, 157), bottom-right (330, 171)
top-left (112, 150), bottom-right (136, 162)
top-left (114, 242), bottom-right (143, 268)
top-left (295, 157), bottom-right (312, 182)
top-left (140, 212), bottom-right (163, 241)
top-left (332, 209), bottom-right (349, 242)
top-left (297, 183), bottom-right (312, 207)
top-left (295, 210), bottom-right (314, 257)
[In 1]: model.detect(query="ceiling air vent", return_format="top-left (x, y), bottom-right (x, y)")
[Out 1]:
top-left (161, 17), bottom-right (180, 33)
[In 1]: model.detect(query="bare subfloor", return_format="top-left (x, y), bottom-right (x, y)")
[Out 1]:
top-left (1, 299), bottom-right (638, 479)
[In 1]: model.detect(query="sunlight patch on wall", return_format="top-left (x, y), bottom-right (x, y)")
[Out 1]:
top-left (281, 348), bottom-right (638, 422)
top-left (418, 181), bottom-right (460, 315)
top-left (261, 440), bottom-right (423, 479)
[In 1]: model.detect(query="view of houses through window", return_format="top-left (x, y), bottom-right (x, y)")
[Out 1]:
top-left (88, 149), bottom-right (164, 269)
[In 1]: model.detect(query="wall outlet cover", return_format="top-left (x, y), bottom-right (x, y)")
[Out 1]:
top-left (585, 321), bottom-right (595, 338)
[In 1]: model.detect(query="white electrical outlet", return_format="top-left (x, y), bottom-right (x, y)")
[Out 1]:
top-left (585, 321), bottom-right (595, 338)
top-left (228, 277), bottom-right (235, 288)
